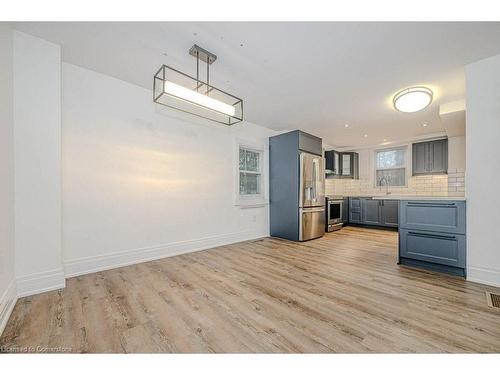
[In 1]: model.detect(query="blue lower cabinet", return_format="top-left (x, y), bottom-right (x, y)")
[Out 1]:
top-left (399, 200), bottom-right (465, 234)
top-left (361, 198), bottom-right (380, 225)
top-left (349, 197), bottom-right (362, 223)
top-left (399, 229), bottom-right (465, 268)
top-left (398, 200), bottom-right (466, 277)
top-left (348, 197), bottom-right (399, 227)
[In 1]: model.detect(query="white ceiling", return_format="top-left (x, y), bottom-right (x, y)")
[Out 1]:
top-left (13, 22), bottom-right (500, 148)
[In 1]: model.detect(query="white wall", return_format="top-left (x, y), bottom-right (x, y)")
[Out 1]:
top-left (448, 135), bottom-right (466, 171)
top-left (13, 31), bottom-right (64, 296)
top-left (0, 25), bottom-right (17, 335)
top-left (466, 53), bottom-right (500, 287)
top-left (62, 63), bottom-right (276, 276)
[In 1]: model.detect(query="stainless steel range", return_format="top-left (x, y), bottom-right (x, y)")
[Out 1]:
top-left (325, 196), bottom-right (345, 232)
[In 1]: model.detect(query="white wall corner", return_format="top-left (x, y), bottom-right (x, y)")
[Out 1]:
top-left (0, 279), bottom-right (18, 336)
top-left (13, 31), bottom-right (64, 296)
top-left (16, 269), bottom-right (66, 298)
top-left (467, 266), bottom-right (500, 289)
top-left (465, 53), bottom-right (500, 289)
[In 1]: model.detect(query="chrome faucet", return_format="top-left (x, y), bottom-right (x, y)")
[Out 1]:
top-left (378, 175), bottom-right (392, 195)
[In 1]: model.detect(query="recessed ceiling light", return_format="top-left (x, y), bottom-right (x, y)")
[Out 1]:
top-left (383, 139), bottom-right (387, 142)
top-left (393, 86), bottom-right (433, 113)
top-left (344, 124), bottom-right (349, 128)
top-left (364, 134), bottom-right (368, 138)
top-left (422, 123), bottom-right (428, 127)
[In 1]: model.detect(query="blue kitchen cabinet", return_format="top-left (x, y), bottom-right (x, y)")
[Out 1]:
top-left (349, 197), bottom-right (362, 223)
top-left (399, 200), bottom-right (466, 234)
top-left (348, 198), bottom-right (399, 227)
top-left (412, 139), bottom-right (448, 175)
top-left (399, 200), bottom-right (466, 277)
top-left (380, 200), bottom-right (399, 227)
top-left (361, 198), bottom-right (381, 225)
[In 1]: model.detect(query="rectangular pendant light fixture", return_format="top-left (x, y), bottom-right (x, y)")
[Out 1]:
top-left (163, 81), bottom-right (236, 116)
top-left (153, 45), bottom-right (243, 125)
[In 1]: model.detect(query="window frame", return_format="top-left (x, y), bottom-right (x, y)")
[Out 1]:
top-left (234, 139), bottom-right (267, 207)
top-left (374, 146), bottom-right (408, 188)
top-left (239, 147), bottom-right (263, 196)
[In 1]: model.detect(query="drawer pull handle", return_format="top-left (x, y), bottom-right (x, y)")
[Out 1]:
top-left (408, 232), bottom-right (456, 240)
top-left (407, 202), bottom-right (456, 207)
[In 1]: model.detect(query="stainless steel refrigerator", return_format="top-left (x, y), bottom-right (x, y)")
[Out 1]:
top-left (269, 130), bottom-right (325, 242)
top-left (298, 151), bottom-right (325, 240)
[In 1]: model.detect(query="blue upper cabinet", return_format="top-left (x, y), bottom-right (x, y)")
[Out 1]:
top-left (412, 139), bottom-right (448, 175)
top-left (325, 150), bottom-right (340, 176)
top-left (325, 150), bottom-right (359, 179)
top-left (340, 152), bottom-right (359, 179)
top-left (298, 131), bottom-right (322, 156)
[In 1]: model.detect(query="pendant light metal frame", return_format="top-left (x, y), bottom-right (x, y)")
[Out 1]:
top-left (393, 86), bottom-right (433, 113)
top-left (153, 45), bottom-right (243, 125)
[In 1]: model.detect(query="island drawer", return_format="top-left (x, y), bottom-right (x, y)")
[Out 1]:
top-left (399, 200), bottom-right (466, 234)
top-left (399, 229), bottom-right (466, 268)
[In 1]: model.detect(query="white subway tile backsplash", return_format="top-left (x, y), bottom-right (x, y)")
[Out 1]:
top-left (325, 170), bottom-right (465, 197)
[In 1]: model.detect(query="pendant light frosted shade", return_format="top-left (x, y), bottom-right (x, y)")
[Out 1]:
top-left (393, 86), bottom-right (433, 113)
top-left (163, 81), bottom-right (236, 116)
top-left (153, 65), bottom-right (243, 125)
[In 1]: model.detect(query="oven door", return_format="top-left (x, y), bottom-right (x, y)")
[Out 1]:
top-left (328, 200), bottom-right (343, 224)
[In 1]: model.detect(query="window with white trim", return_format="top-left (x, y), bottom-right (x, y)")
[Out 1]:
top-left (375, 147), bottom-right (407, 187)
top-left (239, 147), bottom-right (263, 196)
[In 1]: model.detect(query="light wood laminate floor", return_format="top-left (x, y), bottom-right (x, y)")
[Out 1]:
top-left (1, 226), bottom-right (500, 353)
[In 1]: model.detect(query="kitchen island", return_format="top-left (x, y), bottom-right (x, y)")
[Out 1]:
top-left (346, 196), bottom-right (467, 277)
top-left (398, 198), bottom-right (466, 277)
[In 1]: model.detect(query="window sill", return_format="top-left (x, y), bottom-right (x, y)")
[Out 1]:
top-left (235, 198), bottom-right (268, 209)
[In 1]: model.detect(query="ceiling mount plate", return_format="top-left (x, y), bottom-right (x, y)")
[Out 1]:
top-left (189, 44), bottom-right (217, 64)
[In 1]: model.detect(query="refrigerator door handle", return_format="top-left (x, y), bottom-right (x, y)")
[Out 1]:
top-left (300, 207), bottom-right (325, 213)
top-left (312, 158), bottom-right (318, 201)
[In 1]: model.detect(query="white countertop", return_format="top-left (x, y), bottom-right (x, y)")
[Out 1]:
top-left (370, 195), bottom-right (466, 201)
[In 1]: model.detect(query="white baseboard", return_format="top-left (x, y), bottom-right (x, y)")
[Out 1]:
top-left (64, 230), bottom-right (266, 278)
top-left (467, 266), bottom-right (500, 288)
top-left (16, 269), bottom-right (66, 298)
top-left (0, 279), bottom-right (18, 337)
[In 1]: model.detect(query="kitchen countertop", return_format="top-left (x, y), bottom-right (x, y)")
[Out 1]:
top-left (369, 195), bottom-right (466, 201)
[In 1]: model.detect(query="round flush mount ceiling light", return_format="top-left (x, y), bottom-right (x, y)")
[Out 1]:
top-left (393, 86), bottom-right (433, 113)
